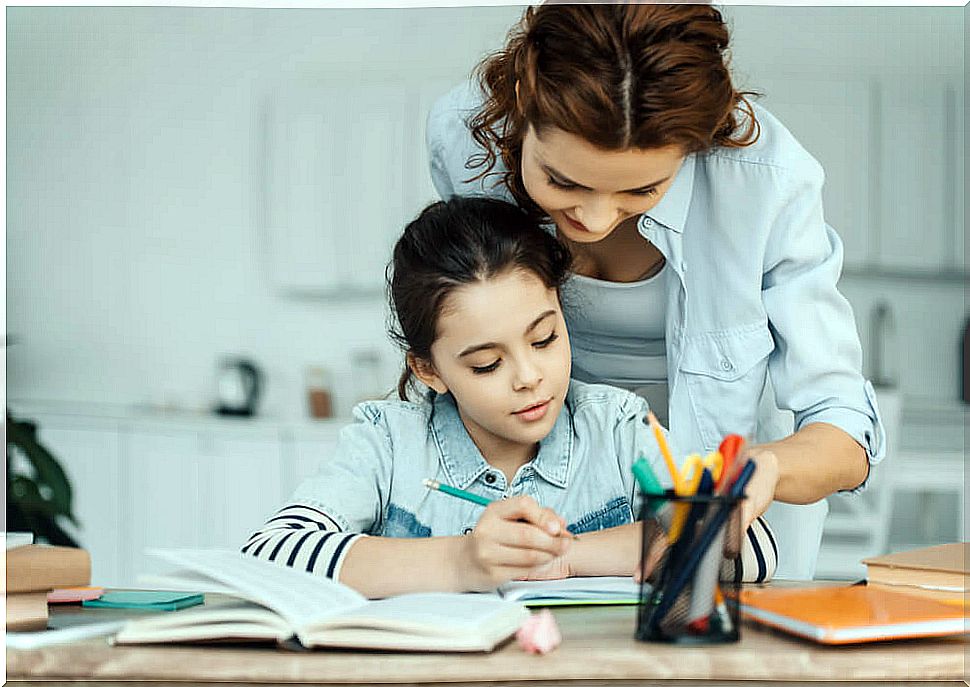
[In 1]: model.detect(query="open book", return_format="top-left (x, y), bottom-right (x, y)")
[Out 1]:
top-left (113, 549), bottom-right (528, 652)
top-left (498, 576), bottom-right (641, 606)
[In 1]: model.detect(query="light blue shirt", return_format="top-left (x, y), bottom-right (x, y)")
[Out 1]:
top-left (291, 380), bottom-right (669, 540)
top-left (426, 80), bottom-right (888, 579)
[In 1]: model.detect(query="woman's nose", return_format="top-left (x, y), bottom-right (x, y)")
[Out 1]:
top-left (575, 199), bottom-right (621, 235)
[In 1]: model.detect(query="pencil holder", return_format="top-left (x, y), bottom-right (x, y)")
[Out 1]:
top-left (635, 492), bottom-right (744, 644)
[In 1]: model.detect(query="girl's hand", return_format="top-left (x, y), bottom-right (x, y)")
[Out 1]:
top-left (456, 495), bottom-right (571, 591)
top-left (737, 448), bottom-right (780, 530)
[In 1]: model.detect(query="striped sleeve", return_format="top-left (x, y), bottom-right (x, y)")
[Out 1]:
top-left (241, 503), bottom-right (364, 581)
top-left (721, 515), bottom-right (779, 583)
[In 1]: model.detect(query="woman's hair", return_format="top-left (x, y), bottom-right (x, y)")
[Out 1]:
top-left (469, 3), bottom-right (760, 217)
top-left (387, 196), bottom-right (572, 400)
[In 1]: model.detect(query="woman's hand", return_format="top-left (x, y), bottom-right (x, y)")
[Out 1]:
top-left (456, 495), bottom-right (570, 591)
top-left (737, 448), bottom-right (780, 530)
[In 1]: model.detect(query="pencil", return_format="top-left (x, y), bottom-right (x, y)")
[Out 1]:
top-left (422, 478), bottom-right (579, 540)
top-left (645, 410), bottom-right (682, 491)
top-left (422, 478), bottom-right (491, 506)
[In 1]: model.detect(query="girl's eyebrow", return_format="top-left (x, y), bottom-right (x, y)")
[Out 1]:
top-left (542, 164), bottom-right (669, 194)
top-left (457, 310), bottom-right (557, 358)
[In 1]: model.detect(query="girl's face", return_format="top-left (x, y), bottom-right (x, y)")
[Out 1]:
top-left (415, 268), bottom-right (572, 459)
top-left (521, 125), bottom-right (685, 244)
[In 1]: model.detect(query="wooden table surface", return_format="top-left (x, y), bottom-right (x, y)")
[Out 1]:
top-left (6, 601), bottom-right (967, 685)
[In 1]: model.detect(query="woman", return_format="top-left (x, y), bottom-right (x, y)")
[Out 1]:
top-left (426, 4), bottom-right (886, 579)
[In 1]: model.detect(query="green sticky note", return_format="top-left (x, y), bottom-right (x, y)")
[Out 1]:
top-left (82, 590), bottom-right (204, 611)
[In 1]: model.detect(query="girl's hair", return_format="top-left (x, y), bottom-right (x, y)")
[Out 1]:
top-left (469, 3), bottom-right (760, 217)
top-left (387, 196), bottom-right (572, 400)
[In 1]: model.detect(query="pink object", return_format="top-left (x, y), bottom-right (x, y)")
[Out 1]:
top-left (516, 609), bottom-right (562, 654)
top-left (47, 586), bottom-right (104, 604)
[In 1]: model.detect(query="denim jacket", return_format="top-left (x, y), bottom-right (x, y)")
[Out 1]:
top-left (426, 80), bottom-right (888, 579)
top-left (291, 380), bottom-right (667, 541)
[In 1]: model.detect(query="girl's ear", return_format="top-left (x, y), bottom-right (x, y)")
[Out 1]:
top-left (407, 353), bottom-right (448, 395)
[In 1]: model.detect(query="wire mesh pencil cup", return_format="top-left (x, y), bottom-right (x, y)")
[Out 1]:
top-left (636, 492), bottom-right (744, 644)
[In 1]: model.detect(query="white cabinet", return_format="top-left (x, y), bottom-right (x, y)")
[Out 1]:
top-left (36, 420), bottom-right (125, 587)
top-left (24, 405), bottom-right (345, 587)
top-left (262, 76), bottom-right (457, 295)
top-left (123, 426), bottom-right (285, 583)
top-left (877, 79), bottom-right (951, 271)
top-left (755, 76), bottom-right (875, 271)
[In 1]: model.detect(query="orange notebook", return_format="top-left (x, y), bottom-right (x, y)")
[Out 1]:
top-left (738, 585), bottom-right (968, 644)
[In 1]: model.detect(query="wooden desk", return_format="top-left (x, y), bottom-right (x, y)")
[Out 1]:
top-left (6, 601), bottom-right (967, 685)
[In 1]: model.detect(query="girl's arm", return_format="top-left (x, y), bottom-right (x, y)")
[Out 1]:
top-left (339, 496), bottom-right (571, 598)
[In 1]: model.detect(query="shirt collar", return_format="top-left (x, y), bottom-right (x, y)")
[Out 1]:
top-left (429, 391), bottom-right (573, 491)
top-left (641, 152), bottom-right (696, 235)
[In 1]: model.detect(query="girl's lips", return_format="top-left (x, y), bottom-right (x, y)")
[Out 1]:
top-left (513, 399), bottom-right (551, 422)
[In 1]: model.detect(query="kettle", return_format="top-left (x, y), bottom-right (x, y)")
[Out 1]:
top-left (215, 357), bottom-right (263, 417)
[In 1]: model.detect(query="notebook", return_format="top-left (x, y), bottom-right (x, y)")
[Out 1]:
top-left (738, 585), bottom-right (968, 644)
top-left (83, 590), bottom-right (204, 611)
top-left (113, 549), bottom-right (528, 652)
top-left (498, 576), bottom-right (641, 606)
top-left (863, 542), bottom-right (968, 591)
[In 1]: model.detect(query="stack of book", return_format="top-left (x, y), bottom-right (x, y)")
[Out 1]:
top-left (863, 542), bottom-right (968, 605)
top-left (5, 542), bottom-right (91, 631)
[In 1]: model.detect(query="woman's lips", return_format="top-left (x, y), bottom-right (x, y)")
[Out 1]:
top-left (513, 399), bottom-right (551, 422)
top-left (563, 214), bottom-right (589, 232)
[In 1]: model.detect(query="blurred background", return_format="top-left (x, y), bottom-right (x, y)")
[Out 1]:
top-left (5, 5), bottom-right (966, 585)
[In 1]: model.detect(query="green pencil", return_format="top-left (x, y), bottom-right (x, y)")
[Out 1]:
top-left (422, 478), bottom-right (492, 507)
top-left (422, 478), bottom-right (579, 539)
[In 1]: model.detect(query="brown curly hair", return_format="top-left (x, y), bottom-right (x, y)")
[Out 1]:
top-left (468, 3), bottom-right (760, 218)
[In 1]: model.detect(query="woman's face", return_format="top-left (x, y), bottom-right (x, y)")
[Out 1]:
top-left (521, 125), bottom-right (685, 244)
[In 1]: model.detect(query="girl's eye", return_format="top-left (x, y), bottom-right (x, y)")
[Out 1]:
top-left (629, 187), bottom-right (659, 197)
top-left (471, 360), bottom-right (500, 375)
top-left (533, 332), bottom-right (559, 349)
top-left (546, 175), bottom-right (577, 190)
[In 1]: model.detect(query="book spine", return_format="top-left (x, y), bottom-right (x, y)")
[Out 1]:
top-left (6, 546), bottom-right (91, 593)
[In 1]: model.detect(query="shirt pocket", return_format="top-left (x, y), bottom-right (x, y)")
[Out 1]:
top-left (567, 496), bottom-right (634, 535)
top-left (379, 503), bottom-right (432, 538)
top-left (679, 324), bottom-right (775, 449)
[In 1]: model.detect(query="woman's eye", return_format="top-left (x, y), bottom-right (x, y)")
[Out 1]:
top-left (546, 175), bottom-right (577, 190)
top-left (471, 361), bottom-right (500, 375)
top-left (629, 187), bottom-right (658, 197)
top-left (533, 332), bottom-right (559, 349)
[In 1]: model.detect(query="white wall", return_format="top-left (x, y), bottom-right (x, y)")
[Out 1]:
top-left (6, 6), bottom-right (523, 419)
top-left (7, 5), bottom-right (967, 422)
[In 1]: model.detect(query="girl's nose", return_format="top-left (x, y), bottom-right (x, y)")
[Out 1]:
top-left (512, 359), bottom-right (542, 390)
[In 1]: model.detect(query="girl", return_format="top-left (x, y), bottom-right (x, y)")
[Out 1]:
top-left (244, 197), bottom-right (775, 597)
top-left (427, 4), bottom-right (885, 579)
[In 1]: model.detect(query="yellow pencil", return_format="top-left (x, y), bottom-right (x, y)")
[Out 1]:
top-left (645, 410), bottom-right (681, 491)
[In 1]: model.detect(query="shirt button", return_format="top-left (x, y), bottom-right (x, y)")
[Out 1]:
top-left (484, 473), bottom-right (497, 484)
top-left (462, 527), bottom-right (473, 536)
top-left (720, 358), bottom-right (734, 371)
top-left (642, 217), bottom-right (654, 228)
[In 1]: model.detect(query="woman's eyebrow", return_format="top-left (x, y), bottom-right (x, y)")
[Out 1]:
top-left (457, 310), bottom-right (557, 358)
top-left (542, 164), bottom-right (669, 193)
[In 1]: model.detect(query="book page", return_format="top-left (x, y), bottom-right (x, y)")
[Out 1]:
top-left (146, 549), bottom-right (366, 629)
top-left (499, 576), bottom-right (641, 603)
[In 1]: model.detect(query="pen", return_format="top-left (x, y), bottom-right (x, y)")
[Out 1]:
top-left (645, 410), bottom-right (682, 492)
top-left (649, 460), bottom-right (757, 633)
top-left (422, 478), bottom-right (579, 540)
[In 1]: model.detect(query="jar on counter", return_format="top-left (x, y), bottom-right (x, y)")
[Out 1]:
top-left (305, 366), bottom-right (333, 419)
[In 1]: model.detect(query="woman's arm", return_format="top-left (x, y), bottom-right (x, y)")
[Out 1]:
top-left (741, 422), bottom-right (868, 529)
